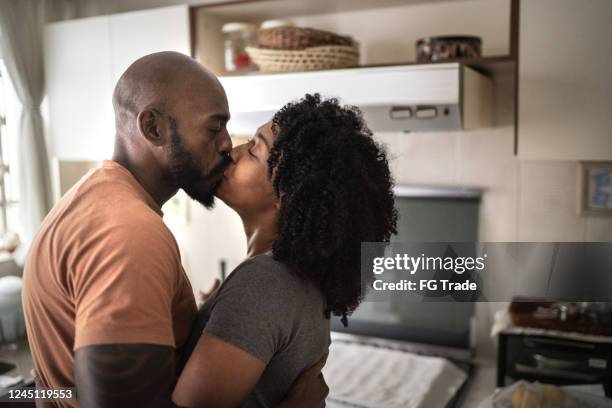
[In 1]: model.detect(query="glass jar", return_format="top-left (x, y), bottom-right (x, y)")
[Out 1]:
top-left (222, 22), bottom-right (257, 73)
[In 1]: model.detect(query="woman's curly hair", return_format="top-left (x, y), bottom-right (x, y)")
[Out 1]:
top-left (268, 94), bottom-right (398, 326)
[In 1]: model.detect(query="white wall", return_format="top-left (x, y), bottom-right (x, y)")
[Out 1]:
top-left (166, 200), bottom-right (247, 294)
top-left (518, 0), bottom-right (612, 160)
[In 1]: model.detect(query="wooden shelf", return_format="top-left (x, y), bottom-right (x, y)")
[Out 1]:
top-left (190, 0), bottom-right (471, 20)
top-left (355, 55), bottom-right (515, 78)
top-left (191, 0), bottom-right (517, 79)
top-left (217, 56), bottom-right (515, 80)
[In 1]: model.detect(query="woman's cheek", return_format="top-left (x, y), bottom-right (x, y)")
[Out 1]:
top-left (233, 161), bottom-right (257, 188)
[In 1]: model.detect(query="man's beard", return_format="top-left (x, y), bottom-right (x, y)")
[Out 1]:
top-left (168, 129), bottom-right (230, 209)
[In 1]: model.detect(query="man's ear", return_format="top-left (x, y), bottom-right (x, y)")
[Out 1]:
top-left (137, 109), bottom-right (167, 146)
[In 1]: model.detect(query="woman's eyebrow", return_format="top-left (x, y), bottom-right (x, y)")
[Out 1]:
top-left (256, 132), bottom-right (270, 150)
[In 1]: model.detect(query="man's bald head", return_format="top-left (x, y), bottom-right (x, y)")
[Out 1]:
top-left (112, 51), bottom-right (224, 138)
top-left (111, 51), bottom-right (232, 209)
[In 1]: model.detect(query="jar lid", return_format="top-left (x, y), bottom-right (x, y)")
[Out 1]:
top-left (260, 20), bottom-right (293, 30)
top-left (222, 22), bottom-right (257, 33)
top-left (416, 35), bottom-right (482, 46)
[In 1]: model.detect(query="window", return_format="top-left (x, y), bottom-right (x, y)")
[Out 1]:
top-left (0, 59), bottom-right (20, 243)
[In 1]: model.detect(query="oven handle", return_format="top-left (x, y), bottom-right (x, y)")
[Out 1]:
top-left (515, 363), bottom-right (600, 382)
top-left (533, 353), bottom-right (581, 370)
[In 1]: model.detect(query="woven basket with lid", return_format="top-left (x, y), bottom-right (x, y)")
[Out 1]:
top-left (257, 26), bottom-right (354, 50)
top-left (246, 45), bottom-right (359, 73)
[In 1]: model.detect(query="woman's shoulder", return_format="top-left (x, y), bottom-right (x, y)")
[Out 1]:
top-left (231, 253), bottom-right (292, 282)
top-left (225, 253), bottom-right (319, 301)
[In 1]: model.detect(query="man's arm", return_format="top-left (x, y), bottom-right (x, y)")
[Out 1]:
top-left (71, 220), bottom-right (191, 407)
top-left (75, 344), bottom-right (179, 408)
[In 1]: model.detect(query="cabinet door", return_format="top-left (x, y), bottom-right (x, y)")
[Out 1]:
top-left (518, 0), bottom-right (612, 160)
top-left (45, 6), bottom-right (191, 161)
top-left (45, 16), bottom-right (114, 160)
top-left (109, 5), bottom-right (190, 85)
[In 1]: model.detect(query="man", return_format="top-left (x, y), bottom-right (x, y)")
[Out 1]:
top-left (22, 52), bottom-right (328, 407)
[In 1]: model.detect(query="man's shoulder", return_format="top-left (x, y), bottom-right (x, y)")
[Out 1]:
top-left (68, 166), bottom-right (167, 228)
top-left (44, 165), bottom-right (177, 255)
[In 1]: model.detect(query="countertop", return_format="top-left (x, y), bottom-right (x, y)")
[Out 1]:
top-left (0, 339), bottom-right (34, 385)
top-left (0, 338), bottom-right (497, 407)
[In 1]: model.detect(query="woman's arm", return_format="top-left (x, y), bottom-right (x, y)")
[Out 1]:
top-left (172, 334), bottom-right (264, 408)
top-left (172, 334), bottom-right (329, 408)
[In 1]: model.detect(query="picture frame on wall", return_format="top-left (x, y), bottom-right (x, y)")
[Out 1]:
top-left (578, 162), bottom-right (612, 216)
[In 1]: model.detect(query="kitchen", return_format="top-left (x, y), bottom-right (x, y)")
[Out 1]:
top-left (0, 0), bottom-right (611, 406)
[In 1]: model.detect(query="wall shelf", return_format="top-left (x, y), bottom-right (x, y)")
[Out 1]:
top-left (190, 0), bottom-right (520, 150)
top-left (190, 0), bottom-right (474, 21)
top-left (349, 55), bottom-right (515, 78)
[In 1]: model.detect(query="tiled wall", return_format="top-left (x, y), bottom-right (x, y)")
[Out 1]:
top-left (376, 78), bottom-right (612, 244)
top-left (519, 161), bottom-right (612, 241)
top-left (373, 76), bottom-right (612, 357)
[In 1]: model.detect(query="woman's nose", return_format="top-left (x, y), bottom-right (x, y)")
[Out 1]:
top-left (228, 145), bottom-right (243, 163)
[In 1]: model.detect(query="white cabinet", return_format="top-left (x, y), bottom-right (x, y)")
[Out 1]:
top-left (45, 15), bottom-right (114, 160)
top-left (220, 63), bottom-right (493, 135)
top-left (109, 6), bottom-right (190, 86)
top-left (44, 5), bottom-right (190, 160)
top-left (518, 0), bottom-right (612, 160)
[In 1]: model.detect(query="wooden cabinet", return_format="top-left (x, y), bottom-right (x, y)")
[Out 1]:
top-left (518, 0), bottom-right (612, 160)
top-left (44, 5), bottom-right (190, 160)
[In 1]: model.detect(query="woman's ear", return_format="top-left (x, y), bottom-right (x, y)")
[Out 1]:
top-left (274, 192), bottom-right (283, 210)
top-left (137, 108), bottom-right (167, 146)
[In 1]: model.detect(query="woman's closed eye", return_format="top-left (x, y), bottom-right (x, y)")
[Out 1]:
top-left (247, 139), bottom-right (258, 159)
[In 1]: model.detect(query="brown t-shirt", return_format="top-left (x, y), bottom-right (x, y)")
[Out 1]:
top-left (22, 160), bottom-right (196, 407)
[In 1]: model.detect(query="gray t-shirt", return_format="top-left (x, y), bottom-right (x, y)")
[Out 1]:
top-left (200, 253), bottom-right (331, 408)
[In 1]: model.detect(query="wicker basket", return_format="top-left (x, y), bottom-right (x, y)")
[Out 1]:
top-left (246, 45), bottom-right (359, 73)
top-left (257, 27), bottom-right (354, 50)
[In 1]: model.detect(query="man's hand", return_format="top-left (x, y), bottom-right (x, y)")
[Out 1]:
top-left (197, 279), bottom-right (221, 309)
top-left (278, 353), bottom-right (329, 408)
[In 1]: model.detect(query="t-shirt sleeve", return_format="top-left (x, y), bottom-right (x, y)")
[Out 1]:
top-left (203, 258), bottom-right (296, 364)
top-left (72, 219), bottom-right (181, 350)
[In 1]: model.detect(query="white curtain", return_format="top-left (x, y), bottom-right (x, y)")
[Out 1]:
top-left (0, 0), bottom-right (75, 252)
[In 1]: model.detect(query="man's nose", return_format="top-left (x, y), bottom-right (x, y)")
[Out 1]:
top-left (228, 145), bottom-right (241, 163)
top-left (217, 129), bottom-right (232, 156)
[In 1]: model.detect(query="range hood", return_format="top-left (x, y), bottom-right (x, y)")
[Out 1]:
top-left (219, 62), bottom-right (493, 135)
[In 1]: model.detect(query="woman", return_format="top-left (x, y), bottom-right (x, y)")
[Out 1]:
top-left (173, 94), bottom-right (397, 407)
